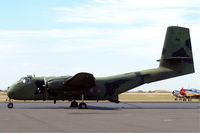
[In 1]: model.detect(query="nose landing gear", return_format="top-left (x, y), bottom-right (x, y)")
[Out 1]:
top-left (7, 99), bottom-right (14, 109)
top-left (7, 102), bottom-right (13, 108)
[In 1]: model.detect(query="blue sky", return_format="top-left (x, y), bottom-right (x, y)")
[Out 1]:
top-left (0, 0), bottom-right (199, 91)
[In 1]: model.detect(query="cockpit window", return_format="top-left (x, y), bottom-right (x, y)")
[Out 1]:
top-left (19, 76), bottom-right (32, 84)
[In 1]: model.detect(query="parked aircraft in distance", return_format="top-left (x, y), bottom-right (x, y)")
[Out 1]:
top-left (7, 26), bottom-right (195, 109)
top-left (172, 88), bottom-right (200, 101)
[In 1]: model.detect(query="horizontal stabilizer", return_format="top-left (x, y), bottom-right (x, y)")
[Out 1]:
top-left (157, 57), bottom-right (193, 62)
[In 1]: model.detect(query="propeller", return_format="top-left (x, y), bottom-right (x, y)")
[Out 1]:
top-left (43, 77), bottom-right (48, 100)
top-left (43, 77), bottom-right (57, 104)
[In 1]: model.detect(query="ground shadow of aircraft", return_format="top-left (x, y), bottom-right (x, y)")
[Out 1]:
top-left (1, 102), bottom-right (199, 110)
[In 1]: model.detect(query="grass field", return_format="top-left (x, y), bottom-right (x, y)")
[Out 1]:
top-left (0, 92), bottom-right (7, 102)
top-left (1, 92), bottom-right (199, 102)
top-left (119, 92), bottom-right (176, 102)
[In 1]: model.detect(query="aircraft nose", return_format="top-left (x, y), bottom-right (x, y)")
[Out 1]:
top-left (7, 86), bottom-right (16, 99)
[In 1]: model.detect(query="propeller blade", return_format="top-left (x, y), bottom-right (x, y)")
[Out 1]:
top-left (44, 77), bottom-right (48, 100)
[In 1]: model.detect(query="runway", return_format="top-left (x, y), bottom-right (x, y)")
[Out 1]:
top-left (0, 102), bottom-right (199, 133)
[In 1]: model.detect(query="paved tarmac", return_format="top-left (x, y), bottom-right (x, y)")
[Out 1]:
top-left (0, 102), bottom-right (199, 133)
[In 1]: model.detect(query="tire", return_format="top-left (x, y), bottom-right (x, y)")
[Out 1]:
top-left (7, 103), bottom-right (13, 109)
top-left (79, 102), bottom-right (87, 109)
top-left (70, 101), bottom-right (78, 108)
top-left (188, 98), bottom-right (192, 102)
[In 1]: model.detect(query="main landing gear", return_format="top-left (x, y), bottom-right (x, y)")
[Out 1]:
top-left (70, 100), bottom-right (78, 108)
top-left (78, 102), bottom-right (87, 109)
top-left (70, 101), bottom-right (88, 109)
top-left (70, 94), bottom-right (88, 109)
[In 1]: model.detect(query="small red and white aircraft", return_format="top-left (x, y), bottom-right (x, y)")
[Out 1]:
top-left (172, 88), bottom-right (200, 101)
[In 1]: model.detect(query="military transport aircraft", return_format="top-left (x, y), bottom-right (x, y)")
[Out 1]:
top-left (172, 88), bottom-right (200, 101)
top-left (7, 26), bottom-right (195, 109)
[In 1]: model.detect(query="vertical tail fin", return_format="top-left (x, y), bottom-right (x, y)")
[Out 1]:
top-left (103, 26), bottom-right (195, 95)
top-left (159, 26), bottom-right (195, 75)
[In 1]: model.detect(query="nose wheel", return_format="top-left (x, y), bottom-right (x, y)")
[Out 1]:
top-left (7, 98), bottom-right (14, 109)
top-left (7, 102), bottom-right (13, 109)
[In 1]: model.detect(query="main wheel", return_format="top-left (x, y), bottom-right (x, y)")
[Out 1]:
top-left (188, 98), bottom-right (192, 102)
top-left (78, 102), bottom-right (87, 109)
top-left (7, 103), bottom-right (13, 109)
top-left (70, 101), bottom-right (78, 108)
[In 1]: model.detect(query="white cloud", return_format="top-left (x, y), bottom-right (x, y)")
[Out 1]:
top-left (0, 24), bottom-right (199, 58)
top-left (53, 0), bottom-right (200, 25)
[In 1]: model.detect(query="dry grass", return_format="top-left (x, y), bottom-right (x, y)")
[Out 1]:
top-left (119, 93), bottom-right (175, 102)
top-left (0, 92), bottom-right (7, 102)
top-left (0, 92), bottom-right (199, 102)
